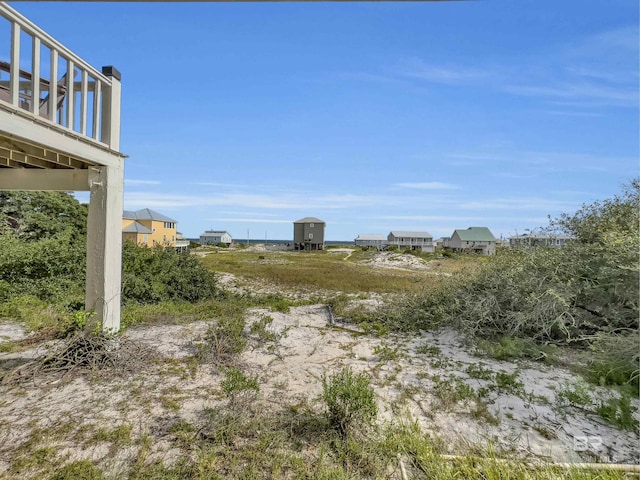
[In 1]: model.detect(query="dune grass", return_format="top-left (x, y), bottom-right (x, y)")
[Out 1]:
top-left (199, 249), bottom-right (473, 295)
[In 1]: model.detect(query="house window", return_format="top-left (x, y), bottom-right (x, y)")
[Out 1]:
top-left (143, 234), bottom-right (148, 244)
top-left (310, 223), bottom-right (314, 228)
top-left (163, 235), bottom-right (167, 243)
top-left (309, 233), bottom-right (313, 239)
top-left (172, 235), bottom-right (175, 242)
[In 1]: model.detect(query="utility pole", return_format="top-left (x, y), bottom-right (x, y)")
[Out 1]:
top-left (247, 228), bottom-right (249, 247)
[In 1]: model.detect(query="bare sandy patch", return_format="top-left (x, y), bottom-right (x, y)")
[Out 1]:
top-left (1, 305), bottom-right (638, 478)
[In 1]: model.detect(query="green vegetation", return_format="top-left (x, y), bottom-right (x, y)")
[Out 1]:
top-left (322, 367), bottom-right (378, 439)
top-left (1, 184), bottom-right (638, 478)
top-left (0, 191), bottom-right (219, 335)
top-left (199, 247), bottom-right (467, 294)
top-left (221, 366), bottom-right (260, 398)
top-left (121, 242), bottom-right (217, 305)
top-left (195, 315), bottom-right (247, 365)
top-left (370, 179), bottom-right (640, 390)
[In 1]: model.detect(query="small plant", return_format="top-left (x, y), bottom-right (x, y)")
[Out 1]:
top-left (322, 367), bottom-right (377, 439)
top-left (250, 314), bottom-right (278, 343)
top-left (372, 344), bottom-right (402, 362)
top-left (466, 363), bottom-right (493, 380)
top-left (555, 380), bottom-right (592, 409)
top-left (196, 316), bottom-right (246, 364)
top-left (94, 425), bottom-right (133, 446)
top-left (431, 375), bottom-right (475, 408)
top-left (221, 366), bottom-right (260, 399)
top-left (416, 343), bottom-right (441, 356)
top-left (50, 460), bottom-right (105, 480)
top-left (597, 394), bottom-right (639, 431)
top-left (494, 371), bottom-right (524, 395)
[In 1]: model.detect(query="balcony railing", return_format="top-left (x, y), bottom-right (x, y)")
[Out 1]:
top-left (0, 3), bottom-right (118, 149)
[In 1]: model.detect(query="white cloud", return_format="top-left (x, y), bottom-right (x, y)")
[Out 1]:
top-left (459, 197), bottom-right (581, 212)
top-left (394, 182), bottom-right (459, 190)
top-left (208, 218), bottom-right (292, 224)
top-left (394, 58), bottom-right (490, 85)
top-left (125, 179), bottom-right (161, 186)
top-left (124, 191), bottom-right (390, 211)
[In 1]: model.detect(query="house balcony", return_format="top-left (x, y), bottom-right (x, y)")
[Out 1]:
top-left (0, 3), bottom-right (123, 172)
top-left (0, 3), bottom-right (125, 331)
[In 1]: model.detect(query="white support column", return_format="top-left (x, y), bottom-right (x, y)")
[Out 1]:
top-left (85, 164), bottom-right (124, 332)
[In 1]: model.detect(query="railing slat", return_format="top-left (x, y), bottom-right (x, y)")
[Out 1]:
top-left (93, 80), bottom-right (101, 140)
top-left (31, 36), bottom-right (40, 115)
top-left (81, 70), bottom-right (88, 135)
top-left (10, 22), bottom-right (20, 106)
top-left (66, 59), bottom-right (74, 129)
top-left (49, 48), bottom-right (58, 122)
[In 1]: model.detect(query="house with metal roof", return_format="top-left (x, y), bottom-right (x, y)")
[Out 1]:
top-left (293, 217), bottom-right (325, 251)
top-left (122, 209), bottom-right (177, 247)
top-left (445, 227), bottom-right (496, 255)
top-left (200, 230), bottom-right (233, 246)
top-left (387, 231), bottom-right (434, 252)
top-left (355, 234), bottom-right (386, 248)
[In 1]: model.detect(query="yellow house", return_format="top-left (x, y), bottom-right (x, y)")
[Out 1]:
top-left (122, 209), bottom-right (177, 247)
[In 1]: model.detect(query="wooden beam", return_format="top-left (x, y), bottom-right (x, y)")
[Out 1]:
top-left (0, 137), bottom-right (87, 168)
top-left (0, 168), bottom-right (90, 190)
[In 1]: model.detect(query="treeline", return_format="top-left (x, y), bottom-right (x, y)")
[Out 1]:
top-left (0, 191), bottom-right (218, 314)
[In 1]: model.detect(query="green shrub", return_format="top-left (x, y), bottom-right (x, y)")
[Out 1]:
top-left (121, 242), bottom-right (218, 304)
top-left (556, 380), bottom-right (592, 409)
top-left (374, 180), bottom-right (639, 389)
top-left (322, 367), bottom-right (377, 439)
top-left (221, 366), bottom-right (260, 398)
top-left (597, 394), bottom-right (639, 431)
top-left (196, 316), bottom-right (247, 364)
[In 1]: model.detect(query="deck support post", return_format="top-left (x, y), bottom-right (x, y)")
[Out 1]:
top-left (85, 164), bottom-right (124, 332)
top-left (85, 66), bottom-right (122, 332)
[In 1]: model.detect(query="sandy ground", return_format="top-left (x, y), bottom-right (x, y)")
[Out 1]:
top-left (1, 300), bottom-right (638, 478)
top-left (1, 254), bottom-right (638, 476)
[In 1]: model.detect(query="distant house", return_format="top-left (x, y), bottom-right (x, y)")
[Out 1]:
top-left (294, 217), bottom-right (325, 251)
top-left (200, 230), bottom-right (233, 246)
top-left (175, 232), bottom-right (190, 252)
top-left (508, 233), bottom-right (574, 250)
top-left (122, 208), bottom-right (177, 247)
top-left (445, 227), bottom-right (496, 255)
top-left (434, 237), bottom-right (449, 249)
top-left (354, 234), bottom-right (386, 248)
top-left (387, 231), bottom-right (434, 253)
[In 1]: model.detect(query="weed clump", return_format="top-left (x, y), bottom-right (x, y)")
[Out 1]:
top-left (195, 316), bottom-right (247, 365)
top-left (322, 367), bottom-right (377, 439)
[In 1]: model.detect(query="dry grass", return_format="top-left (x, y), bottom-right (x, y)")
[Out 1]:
top-left (200, 249), bottom-right (473, 295)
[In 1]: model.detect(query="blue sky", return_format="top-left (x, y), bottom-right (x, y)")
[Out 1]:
top-left (12, 1), bottom-right (639, 241)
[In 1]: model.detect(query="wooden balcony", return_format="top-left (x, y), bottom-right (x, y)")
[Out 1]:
top-left (0, 3), bottom-right (126, 331)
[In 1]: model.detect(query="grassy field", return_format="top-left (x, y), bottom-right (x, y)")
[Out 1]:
top-left (199, 248), bottom-right (477, 295)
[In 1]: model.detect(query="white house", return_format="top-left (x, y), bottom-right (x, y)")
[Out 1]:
top-left (508, 233), bottom-right (574, 249)
top-left (200, 230), bottom-right (233, 245)
top-left (354, 234), bottom-right (386, 248)
top-left (387, 231), bottom-right (434, 253)
top-left (445, 227), bottom-right (496, 255)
